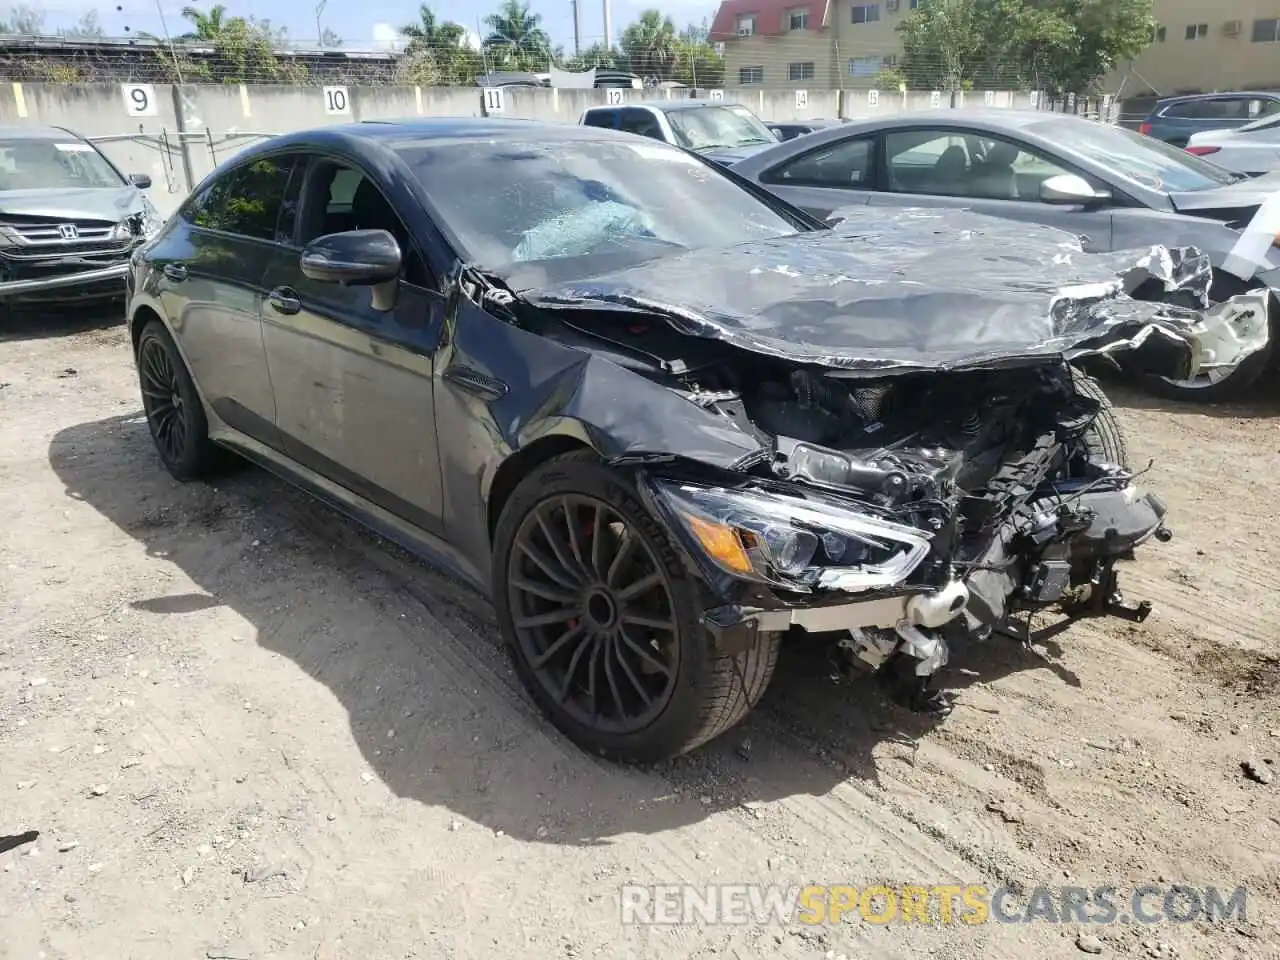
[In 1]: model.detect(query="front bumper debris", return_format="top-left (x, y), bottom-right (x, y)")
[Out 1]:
top-left (0, 262), bottom-right (130, 299)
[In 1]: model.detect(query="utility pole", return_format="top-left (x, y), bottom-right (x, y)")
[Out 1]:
top-left (570, 0), bottom-right (581, 56)
top-left (602, 0), bottom-right (612, 50)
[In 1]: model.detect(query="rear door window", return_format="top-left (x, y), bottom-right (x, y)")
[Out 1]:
top-left (764, 136), bottom-right (876, 187)
top-left (616, 108), bottom-right (664, 140)
top-left (582, 109), bottom-right (617, 129)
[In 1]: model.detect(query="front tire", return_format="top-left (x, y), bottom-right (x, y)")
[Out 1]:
top-left (492, 452), bottom-right (779, 763)
top-left (135, 319), bottom-right (218, 481)
top-left (1072, 368), bottom-right (1130, 469)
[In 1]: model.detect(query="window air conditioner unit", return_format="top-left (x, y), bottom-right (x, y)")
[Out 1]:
top-left (1223, 20), bottom-right (1241, 36)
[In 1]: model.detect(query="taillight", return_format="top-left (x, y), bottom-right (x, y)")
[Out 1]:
top-left (1138, 122), bottom-right (1152, 135)
top-left (1185, 145), bottom-right (1220, 156)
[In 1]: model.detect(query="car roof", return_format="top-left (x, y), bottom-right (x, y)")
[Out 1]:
top-left (728, 109), bottom-right (1123, 178)
top-left (0, 124), bottom-right (82, 140)
top-left (582, 99), bottom-right (740, 114)
top-left (770, 118), bottom-right (843, 127)
top-left (1155, 91), bottom-right (1280, 106)
top-left (823, 109), bottom-right (1079, 136)
top-left (228, 116), bottom-right (694, 163)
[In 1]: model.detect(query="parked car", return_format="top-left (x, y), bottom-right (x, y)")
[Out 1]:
top-left (1185, 112), bottom-right (1280, 175)
top-left (767, 119), bottom-right (846, 141)
top-left (729, 109), bottom-right (1280, 401)
top-left (1137, 91), bottom-right (1280, 147)
top-left (0, 124), bottom-right (161, 311)
top-left (578, 99), bottom-right (778, 164)
top-left (124, 118), bottom-right (1258, 761)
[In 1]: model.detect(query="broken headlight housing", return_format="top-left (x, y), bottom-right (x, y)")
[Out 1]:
top-left (653, 480), bottom-right (933, 593)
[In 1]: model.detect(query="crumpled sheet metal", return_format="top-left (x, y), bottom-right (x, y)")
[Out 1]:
top-left (519, 207), bottom-right (1271, 375)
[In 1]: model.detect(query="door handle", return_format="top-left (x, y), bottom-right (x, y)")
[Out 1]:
top-left (162, 263), bottom-right (188, 282)
top-left (267, 286), bottom-right (301, 316)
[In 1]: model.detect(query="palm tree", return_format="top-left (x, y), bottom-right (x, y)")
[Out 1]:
top-left (179, 5), bottom-right (231, 41)
top-left (400, 4), bottom-right (467, 53)
top-left (483, 0), bottom-right (551, 70)
top-left (621, 10), bottom-right (679, 80)
top-left (399, 4), bottom-right (476, 84)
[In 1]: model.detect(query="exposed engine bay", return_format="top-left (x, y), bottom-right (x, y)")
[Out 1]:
top-left (504, 292), bottom-right (1172, 716)
top-left (674, 361), bottom-right (1169, 714)
top-left (476, 211), bottom-right (1232, 718)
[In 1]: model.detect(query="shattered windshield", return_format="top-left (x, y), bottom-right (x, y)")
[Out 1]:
top-left (394, 137), bottom-right (801, 277)
top-left (666, 105), bottom-right (777, 152)
top-left (1031, 119), bottom-right (1242, 192)
top-left (0, 138), bottom-right (124, 191)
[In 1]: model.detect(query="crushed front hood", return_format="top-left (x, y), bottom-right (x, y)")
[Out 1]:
top-left (0, 186), bottom-right (145, 223)
top-left (518, 207), bottom-right (1270, 375)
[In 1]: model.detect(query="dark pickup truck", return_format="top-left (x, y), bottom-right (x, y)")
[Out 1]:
top-left (1, 124), bottom-right (162, 312)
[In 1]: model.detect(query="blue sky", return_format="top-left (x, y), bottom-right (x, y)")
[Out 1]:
top-left (33, 0), bottom-right (721, 50)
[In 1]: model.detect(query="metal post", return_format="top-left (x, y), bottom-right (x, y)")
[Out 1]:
top-left (571, 0), bottom-right (581, 56)
top-left (167, 86), bottom-right (195, 195)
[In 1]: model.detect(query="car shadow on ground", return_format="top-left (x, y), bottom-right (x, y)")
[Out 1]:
top-left (49, 412), bottom-right (1080, 844)
top-left (0, 304), bottom-right (125, 344)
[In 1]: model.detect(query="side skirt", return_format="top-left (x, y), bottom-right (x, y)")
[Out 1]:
top-left (211, 427), bottom-right (490, 596)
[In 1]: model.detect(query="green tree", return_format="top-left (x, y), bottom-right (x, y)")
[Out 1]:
top-left (0, 3), bottom-right (44, 34)
top-left (561, 41), bottom-right (620, 72)
top-left (398, 4), bottom-right (478, 84)
top-left (59, 11), bottom-right (104, 39)
top-left (1038, 0), bottom-right (1156, 92)
top-left (672, 22), bottom-right (723, 87)
top-left (204, 17), bottom-right (305, 82)
top-left (248, 17), bottom-right (289, 46)
top-left (873, 66), bottom-right (908, 91)
top-left (482, 0), bottom-right (551, 71)
top-left (621, 9), bottom-right (679, 80)
top-left (179, 4), bottom-right (232, 41)
top-left (896, 0), bottom-right (1153, 93)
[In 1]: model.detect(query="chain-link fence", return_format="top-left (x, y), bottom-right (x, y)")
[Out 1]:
top-left (0, 31), bottom-right (1122, 96)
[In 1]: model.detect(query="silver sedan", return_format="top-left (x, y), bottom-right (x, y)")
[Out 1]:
top-left (730, 110), bottom-right (1280, 401)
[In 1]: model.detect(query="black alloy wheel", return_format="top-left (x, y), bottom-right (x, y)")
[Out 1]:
top-left (507, 493), bottom-right (679, 735)
top-left (493, 452), bottom-right (781, 763)
top-left (135, 319), bottom-right (218, 481)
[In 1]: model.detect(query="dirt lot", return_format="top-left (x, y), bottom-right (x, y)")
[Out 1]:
top-left (2, 316), bottom-right (1279, 960)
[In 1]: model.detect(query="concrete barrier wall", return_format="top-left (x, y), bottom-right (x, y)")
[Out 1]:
top-left (0, 82), bottom-right (1046, 216)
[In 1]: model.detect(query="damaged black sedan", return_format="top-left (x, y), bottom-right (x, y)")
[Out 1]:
top-left (125, 119), bottom-right (1266, 763)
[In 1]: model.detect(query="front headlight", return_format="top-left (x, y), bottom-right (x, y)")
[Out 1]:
top-left (653, 480), bottom-right (933, 593)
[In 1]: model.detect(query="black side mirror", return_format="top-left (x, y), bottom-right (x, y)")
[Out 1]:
top-left (300, 229), bottom-right (402, 286)
top-left (130, 173), bottom-right (152, 189)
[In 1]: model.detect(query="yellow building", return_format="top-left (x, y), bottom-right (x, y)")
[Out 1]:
top-left (707, 0), bottom-right (1280, 94)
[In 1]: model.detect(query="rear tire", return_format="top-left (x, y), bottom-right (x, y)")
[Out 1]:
top-left (492, 450), bottom-right (779, 763)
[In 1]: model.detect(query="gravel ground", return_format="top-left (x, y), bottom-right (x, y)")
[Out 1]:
top-left (2, 315), bottom-right (1278, 960)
